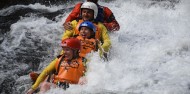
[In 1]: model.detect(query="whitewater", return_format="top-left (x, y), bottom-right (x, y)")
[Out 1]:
top-left (1, 0), bottom-right (190, 94)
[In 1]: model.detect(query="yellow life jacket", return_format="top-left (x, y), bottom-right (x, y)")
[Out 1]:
top-left (53, 56), bottom-right (86, 84)
top-left (75, 20), bottom-right (102, 41)
top-left (76, 36), bottom-right (98, 57)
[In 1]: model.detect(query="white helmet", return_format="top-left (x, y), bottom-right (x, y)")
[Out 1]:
top-left (81, 2), bottom-right (98, 19)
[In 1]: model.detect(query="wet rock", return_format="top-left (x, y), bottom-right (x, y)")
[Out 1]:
top-left (0, 0), bottom-right (33, 9)
top-left (0, 0), bottom-right (82, 9)
top-left (0, 7), bottom-right (68, 34)
top-left (0, 8), bottom-right (38, 32)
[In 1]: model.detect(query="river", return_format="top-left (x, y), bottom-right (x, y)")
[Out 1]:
top-left (0, 0), bottom-right (190, 94)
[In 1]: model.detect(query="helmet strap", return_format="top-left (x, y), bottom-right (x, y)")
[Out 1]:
top-left (72, 49), bottom-right (79, 59)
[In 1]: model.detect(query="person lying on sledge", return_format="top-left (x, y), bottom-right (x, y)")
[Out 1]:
top-left (63, 0), bottom-right (120, 32)
top-left (26, 38), bottom-right (87, 94)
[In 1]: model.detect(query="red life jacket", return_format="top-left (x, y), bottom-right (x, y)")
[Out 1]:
top-left (64, 3), bottom-right (120, 32)
top-left (65, 3), bottom-right (105, 23)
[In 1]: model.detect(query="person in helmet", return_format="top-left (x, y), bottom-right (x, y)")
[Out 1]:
top-left (26, 38), bottom-right (87, 94)
top-left (63, 0), bottom-right (120, 32)
top-left (77, 21), bottom-right (98, 57)
top-left (62, 2), bottom-right (111, 59)
top-left (78, 21), bottom-right (96, 39)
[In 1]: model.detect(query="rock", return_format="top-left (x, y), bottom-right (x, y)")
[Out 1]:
top-left (0, 0), bottom-right (82, 9)
top-left (0, 0), bottom-right (32, 9)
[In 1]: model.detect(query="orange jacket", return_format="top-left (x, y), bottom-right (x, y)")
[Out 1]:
top-left (31, 56), bottom-right (86, 90)
top-left (65, 2), bottom-right (120, 32)
top-left (77, 36), bottom-right (97, 57)
top-left (53, 55), bottom-right (86, 84)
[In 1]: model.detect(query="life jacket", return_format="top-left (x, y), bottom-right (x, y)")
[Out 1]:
top-left (76, 36), bottom-right (98, 57)
top-left (53, 56), bottom-right (86, 84)
top-left (75, 20), bottom-right (102, 41)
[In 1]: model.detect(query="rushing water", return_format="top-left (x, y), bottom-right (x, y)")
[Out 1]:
top-left (0, 0), bottom-right (190, 94)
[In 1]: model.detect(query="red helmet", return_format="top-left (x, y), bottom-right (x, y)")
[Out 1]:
top-left (61, 38), bottom-right (81, 50)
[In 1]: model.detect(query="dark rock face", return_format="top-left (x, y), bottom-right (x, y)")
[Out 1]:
top-left (0, 0), bottom-right (81, 9)
top-left (0, 0), bottom-right (33, 9)
top-left (0, 0), bottom-right (71, 37)
top-left (0, 7), bottom-right (68, 35)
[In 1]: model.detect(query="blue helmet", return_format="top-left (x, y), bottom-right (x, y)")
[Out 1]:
top-left (79, 21), bottom-right (96, 33)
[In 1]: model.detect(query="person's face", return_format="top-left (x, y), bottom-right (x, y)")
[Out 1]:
top-left (81, 8), bottom-right (94, 21)
top-left (79, 27), bottom-right (92, 39)
top-left (62, 47), bottom-right (74, 60)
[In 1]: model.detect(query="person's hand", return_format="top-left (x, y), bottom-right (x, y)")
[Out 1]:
top-left (78, 77), bottom-right (87, 85)
top-left (26, 88), bottom-right (35, 94)
top-left (103, 23), bottom-right (119, 32)
top-left (63, 22), bottom-right (73, 30)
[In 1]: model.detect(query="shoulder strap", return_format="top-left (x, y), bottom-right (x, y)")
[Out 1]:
top-left (46, 55), bottom-right (64, 82)
top-left (95, 5), bottom-right (104, 22)
top-left (94, 23), bottom-right (102, 40)
top-left (78, 3), bottom-right (83, 20)
top-left (82, 57), bottom-right (87, 67)
top-left (55, 55), bottom-right (65, 75)
top-left (95, 40), bottom-right (99, 51)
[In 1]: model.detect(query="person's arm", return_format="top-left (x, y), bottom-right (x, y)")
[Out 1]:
top-left (63, 3), bottom-right (81, 30)
top-left (64, 3), bottom-right (81, 23)
top-left (62, 29), bottom-right (74, 40)
top-left (98, 22), bottom-right (111, 54)
top-left (62, 20), bottom-right (78, 40)
top-left (103, 7), bottom-right (120, 32)
top-left (30, 58), bottom-right (57, 90)
top-left (99, 23), bottom-right (111, 52)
